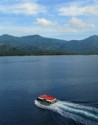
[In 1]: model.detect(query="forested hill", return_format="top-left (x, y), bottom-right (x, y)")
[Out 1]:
top-left (0, 34), bottom-right (98, 55)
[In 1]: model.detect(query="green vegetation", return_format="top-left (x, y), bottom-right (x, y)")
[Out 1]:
top-left (0, 34), bottom-right (98, 56)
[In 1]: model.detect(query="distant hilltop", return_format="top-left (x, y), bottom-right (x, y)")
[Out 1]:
top-left (0, 34), bottom-right (98, 55)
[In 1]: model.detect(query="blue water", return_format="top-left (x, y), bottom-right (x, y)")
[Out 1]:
top-left (0, 56), bottom-right (98, 125)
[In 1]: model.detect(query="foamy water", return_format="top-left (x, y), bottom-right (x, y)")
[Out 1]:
top-left (35, 100), bottom-right (98, 125)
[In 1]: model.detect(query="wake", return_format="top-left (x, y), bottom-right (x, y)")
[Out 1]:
top-left (35, 100), bottom-right (98, 125)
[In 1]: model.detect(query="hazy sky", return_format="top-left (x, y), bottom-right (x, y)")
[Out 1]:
top-left (0, 0), bottom-right (98, 40)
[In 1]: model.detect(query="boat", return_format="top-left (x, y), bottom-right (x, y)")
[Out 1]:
top-left (35, 95), bottom-right (57, 106)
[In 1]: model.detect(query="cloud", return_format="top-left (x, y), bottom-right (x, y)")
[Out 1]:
top-left (58, 5), bottom-right (98, 16)
top-left (0, 16), bottom-right (96, 37)
top-left (0, 18), bottom-right (97, 40)
top-left (0, 2), bottom-right (46, 15)
top-left (69, 17), bottom-right (95, 29)
top-left (35, 17), bottom-right (96, 35)
top-left (36, 18), bottom-right (56, 27)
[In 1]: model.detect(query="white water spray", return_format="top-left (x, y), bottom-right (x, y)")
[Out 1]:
top-left (35, 100), bottom-right (98, 125)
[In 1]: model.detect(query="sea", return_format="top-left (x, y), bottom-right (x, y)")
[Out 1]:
top-left (0, 55), bottom-right (98, 125)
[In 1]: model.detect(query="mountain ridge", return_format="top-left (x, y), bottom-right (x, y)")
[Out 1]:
top-left (0, 34), bottom-right (98, 55)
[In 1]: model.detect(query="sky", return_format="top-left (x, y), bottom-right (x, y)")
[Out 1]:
top-left (0, 0), bottom-right (98, 40)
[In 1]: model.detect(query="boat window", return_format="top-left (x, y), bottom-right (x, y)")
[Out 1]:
top-left (46, 100), bottom-right (51, 104)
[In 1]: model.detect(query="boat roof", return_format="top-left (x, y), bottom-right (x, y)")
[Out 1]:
top-left (39, 95), bottom-right (56, 101)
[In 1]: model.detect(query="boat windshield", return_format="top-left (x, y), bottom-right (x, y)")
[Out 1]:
top-left (37, 97), bottom-right (43, 102)
top-left (37, 97), bottom-right (52, 104)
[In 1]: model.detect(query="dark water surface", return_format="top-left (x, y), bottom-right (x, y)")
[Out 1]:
top-left (0, 56), bottom-right (98, 125)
